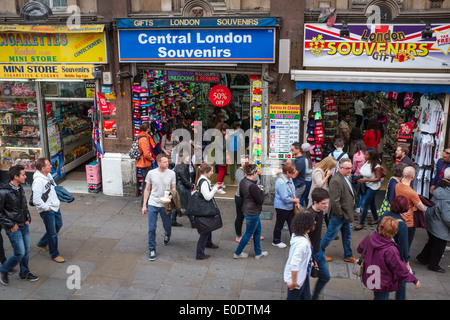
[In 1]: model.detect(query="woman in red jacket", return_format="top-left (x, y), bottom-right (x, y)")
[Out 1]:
top-left (363, 118), bottom-right (381, 150)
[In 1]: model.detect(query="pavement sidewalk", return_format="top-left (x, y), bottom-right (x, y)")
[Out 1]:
top-left (0, 192), bottom-right (449, 300)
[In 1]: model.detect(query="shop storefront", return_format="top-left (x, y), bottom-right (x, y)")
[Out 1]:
top-left (292, 23), bottom-right (450, 195)
top-left (0, 25), bottom-right (107, 184)
top-left (114, 17), bottom-right (278, 195)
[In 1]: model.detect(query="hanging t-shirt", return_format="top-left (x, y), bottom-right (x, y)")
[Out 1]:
top-left (418, 96), bottom-right (443, 134)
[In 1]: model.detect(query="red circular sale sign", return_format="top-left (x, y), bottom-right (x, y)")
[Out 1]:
top-left (209, 85), bottom-right (231, 107)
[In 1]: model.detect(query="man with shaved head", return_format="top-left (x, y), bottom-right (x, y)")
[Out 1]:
top-left (430, 148), bottom-right (450, 195)
top-left (395, 166), bottom-right (425, 252)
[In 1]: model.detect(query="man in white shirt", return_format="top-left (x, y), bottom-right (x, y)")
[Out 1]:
top-left (142, 154), bottom-right (176, 261)
top-left (354, 95), bottom-right (365, 128)
top-left (32, 158), bottom-right (65, 263)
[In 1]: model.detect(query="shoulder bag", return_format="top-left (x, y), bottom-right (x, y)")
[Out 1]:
top-left (283, 176), bottom-right (301, 215)
top-left (186, 178), bottom-right (220, 217)
top-left (352, 233), bottom-right (372, 277)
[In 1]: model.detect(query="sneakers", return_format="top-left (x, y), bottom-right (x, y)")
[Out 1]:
top-left (272, 242), bottom-right (287, 248)
top-left (20, 273), bottom-right (39, 282)
top-left (233, 252), bottom-right (248, 259)
top-left (355, 207), bottom-right (361, 214)
top-left (0, 272), bottom-right (8, 286)
top-left (216, 189), bottom-right (226, 194)
top-left (255, 251), bottom-right (269, 260)
top-left (163, 235), bottom-right (170, 245)
top-left (344, 257), bottom-right (357, 263)
top-left (149, 250), bottom-right (156, 261)
top-left (52, 256), bottom-right (65, 263)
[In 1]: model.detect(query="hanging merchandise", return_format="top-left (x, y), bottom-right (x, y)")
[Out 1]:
top-left (251, 79), bottom-right (263, 171)
top-left (92, 83), bottom-right (103, 160)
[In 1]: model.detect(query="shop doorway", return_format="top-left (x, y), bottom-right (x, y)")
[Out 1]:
top-left (308, 89), bottom-right (446, 196)
top-left (41, 81), bottom-right (96, 193)
top-left (133, 69), bottom-right (256, 198)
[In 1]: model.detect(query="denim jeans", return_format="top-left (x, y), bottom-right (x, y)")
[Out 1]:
top-left (374, 291), bottom-right (390, 300)
top-left (286, 276), bottom-right (311, 300)
top-left (359, 187), bottom-right (378, 225)
top-left (0, 225), bottom-right (30, 278)
top-left (147, 205), bottom-right (172, 251)
top-left (300, 180), bottom-right (312, 208)
top-left (234, 214), bottom-right (262, 256)
top-left (312, 250), bottom-right (331, 300)
top-left (38, 209), bottom-right (63, 258)
top-left (320, 213), bottom-right (353, 259)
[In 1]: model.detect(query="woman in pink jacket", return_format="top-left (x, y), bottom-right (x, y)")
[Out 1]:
top-left (357, 216), bottom-right (420, 300)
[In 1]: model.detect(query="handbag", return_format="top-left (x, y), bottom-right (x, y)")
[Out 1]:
top-left (186, 179), bottom-right (220, 217)
top-left (352, 233), bottom-right (372, 277)
top-left (194, 214), bottom-right (223, 234)
top-left (414, 195), bottom-right (435, 229)
top-left (310, 256), bottom-right (320, 278)
top-left (283, 176), bottom-right (301, 215)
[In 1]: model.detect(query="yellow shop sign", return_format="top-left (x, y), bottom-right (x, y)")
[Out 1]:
top-left (0, 32), bottom-right (107, 64)
top-left (0, 64), bottom-right (94, 79)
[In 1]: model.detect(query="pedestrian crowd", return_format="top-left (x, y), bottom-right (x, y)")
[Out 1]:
top-left (0, 125), bottom-right (449, 302)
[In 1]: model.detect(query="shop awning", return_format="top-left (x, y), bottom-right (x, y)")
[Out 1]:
top-left (292, 70), bottom-right (450, 94)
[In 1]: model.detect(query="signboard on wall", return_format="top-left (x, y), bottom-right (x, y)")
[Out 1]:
top-left (304, 23), bottom-right (450, 69)
top-left (0, 30), bottom-right (107, 64)
top-left (268, 105), bottom-right (300, 160)
top-left (118, 28), bottom-right (275, 63)
top-left (0, 64), bottom-right (94, 79)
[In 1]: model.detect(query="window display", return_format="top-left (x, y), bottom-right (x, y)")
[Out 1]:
top-left (43, 81), bottom-right (94, 177)
top-left (308, 89), bottom-right (446, 197)
top-left (0, 80), bottom-right (43, 170)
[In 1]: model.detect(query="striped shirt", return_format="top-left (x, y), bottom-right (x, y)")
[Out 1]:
top-left (395, 182), bottom-right (421, 227)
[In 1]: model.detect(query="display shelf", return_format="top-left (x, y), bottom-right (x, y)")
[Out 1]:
top-left (63, 150), bottom-right (94, 173)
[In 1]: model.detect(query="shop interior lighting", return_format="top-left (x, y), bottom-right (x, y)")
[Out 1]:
top-left (35, 79), bottom-right (84, 82)
top-left (340, 22), bottom-right (350, 38)
top-left (0, 78), bottom-right (30, 82)
top-left (421, 23), bottom-right (433, 39)
top-left (165, 63), bottom-right (237, 67)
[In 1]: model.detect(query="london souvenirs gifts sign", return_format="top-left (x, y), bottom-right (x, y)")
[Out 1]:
top-left (117, 18), bottom-right (276, 63)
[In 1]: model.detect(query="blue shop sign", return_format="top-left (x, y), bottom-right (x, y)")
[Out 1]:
top-left (117, 17), bottom-right (278, 29)
top-left (118, 28), bottom-right (275, 63)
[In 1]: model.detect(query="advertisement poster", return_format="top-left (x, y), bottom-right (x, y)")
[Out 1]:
top-left (304, 23), bottom-right (450, 69)
top-left (269, 105), bottom-right (300, 160)
top-left (104, 120), bottom-right (117, 139)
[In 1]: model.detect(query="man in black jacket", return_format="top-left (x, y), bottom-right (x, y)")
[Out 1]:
top-left (0, 165), bottom-right (39, 285)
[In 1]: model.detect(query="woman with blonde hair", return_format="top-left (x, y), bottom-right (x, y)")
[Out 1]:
top-left (308, 156), bottom-right (337, 206)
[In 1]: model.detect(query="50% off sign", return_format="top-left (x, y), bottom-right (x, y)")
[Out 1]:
top-left (209, 85), bottom-right (231, 107)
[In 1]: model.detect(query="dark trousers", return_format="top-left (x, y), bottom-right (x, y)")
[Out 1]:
top-left (355, 115), bottom-right (363, 128)
top-left (407, 227), bottom-right (416, 253)
top-left (273, 208), bottom-right (294, 244)
top-left (234, 196), bottom-right (245, 237)
top-left (196, 231), bottom-right (213, 259)
top-left (140, 166), bottom-right (152, 205)
top-left (0, 226), bottom-right (6, 264)
top-left (417, 231), bottom-right (447, 268)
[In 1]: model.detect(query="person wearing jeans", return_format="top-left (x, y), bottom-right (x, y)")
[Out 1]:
top-left (354, 148), bottom-right (383, 231)
top-left (37, 209), bottom-right (63, 259)
top-left (142, 154), bottom-right (176, 261)
top-left (233, 164), bottom-right (267, 259)
top-left (319, 158), bottom-right (357, 263)
top-left (0, 165), bottom-right (39, 285)
top-left (303, 187), bottom-right (331, 300)
top-left (32, 158), bottom-right (65, 263)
